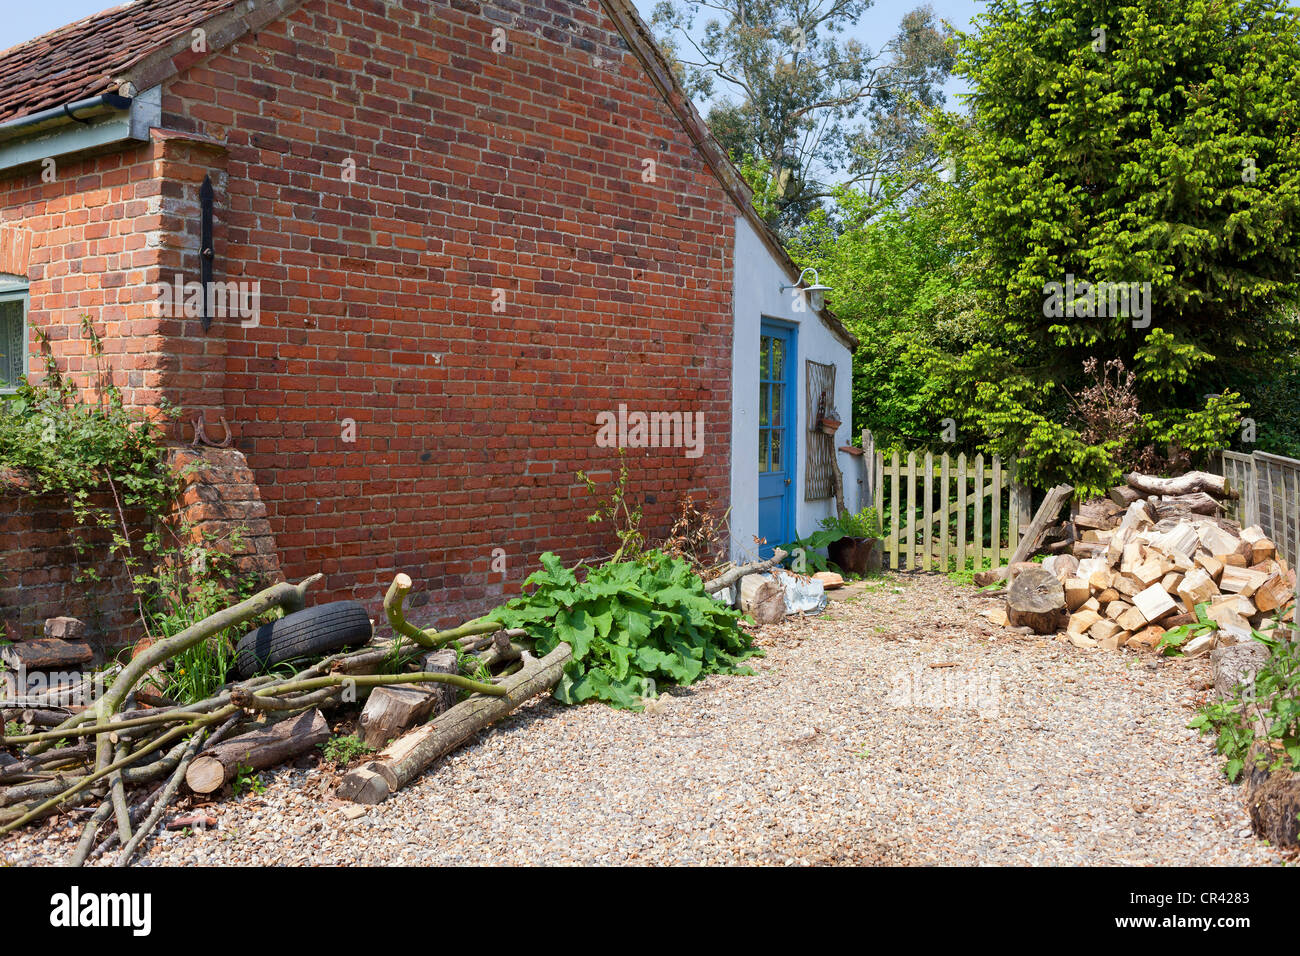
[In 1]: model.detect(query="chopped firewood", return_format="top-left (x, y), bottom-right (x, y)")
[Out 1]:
top-left (1218, 552), bottom-right (1248, 568)
top-left (1063, 578), bottom-right (1090, 611)
top-left (1253, 573), bottom-right (1293, 614)
top-left (1176, 568), bottom-right (1219, 612)
top-left (1220, 565), bottom-right (1270, 596)
top-left (1081, 529), bottom-right (1113, 544)
top-left (1198, 523), bottom-right (1240, 556)
top-left (1160, 571), bottom-right (1184, 593)
top-left (1132, 583), bottom-right (1177, 624)
top-left (1195, 552), bottom-right (1224, 582)
top-left (1183, 634), bottom-right (1219, 657)
top-left (1096, 587), bottom-right (1121, 604)
top-left (1206, 602), bottom-right (1253, 643)
top-left (1114, 574), bottom-right (1145, 598)
top-left (1089, 619), bottom-right (1122, 643)
top-left (1104, 599), bottom-right (1129, 621)
top-left (981, 606), bottom-right (1009, 626)
top-left (1068, 609), bottom-right (1102, 635)
top-left (1069, 631), bottom-right (1098, 649)
top-left (1126, 625), bottom-right (1165, 650)
top-left (1117, 605), bottom-right (1149, 632)
top-left (1081, 597), bottom-right (1101, 613)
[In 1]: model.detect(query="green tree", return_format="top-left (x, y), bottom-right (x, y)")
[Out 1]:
top-left (937, 0), bottom-right (1300, 492)
top-left (790, 172), bottom-right (978, 449)
top-left (652, 0), bottom-right (954, 233)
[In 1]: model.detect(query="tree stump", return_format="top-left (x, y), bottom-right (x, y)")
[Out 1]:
top-left (1006, 566), bottom-right (1066, 634)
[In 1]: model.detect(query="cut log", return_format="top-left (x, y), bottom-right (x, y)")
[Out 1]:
top-left (1107, 485), bottom-right (1144, 509)
top-left (338, 645), bottom-right (572, 804)
top-left (0, 640), bottom-right (93, 671)
top-left (1125, 470), bottom-right (1233, 499)
top-left (1206, 602), bottom-right (1252, 643)
top-left (1041, 554), bottom-right (1079, 581)
top-left (185, 709), bottom-right (330, 795)
top-left (1006, 567), bottom-right (1065, 634)
top-left (1132, 583), bottom-right (1177, 624)
top-left (357, 649), bottom-right (458, 749)
top-left (740, 575), bottom-right (786, 626)
top-left (1073, 497), bottom-right (1121, 531)
top-left (1150, 493), bottom-right (1221, 521)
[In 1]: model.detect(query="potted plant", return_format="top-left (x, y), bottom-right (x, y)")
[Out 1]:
top-left (820, 506), bottom-right (883, 576)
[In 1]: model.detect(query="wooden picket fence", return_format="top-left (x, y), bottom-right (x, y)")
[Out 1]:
top-left (860, 430), bottom-right (1032, 572)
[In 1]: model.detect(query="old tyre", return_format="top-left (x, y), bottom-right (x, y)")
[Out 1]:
top-left (234, 601), bottom-right (372, 678)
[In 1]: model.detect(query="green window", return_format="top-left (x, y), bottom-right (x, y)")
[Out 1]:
top-left (0, 278), bottom-right (28, 392)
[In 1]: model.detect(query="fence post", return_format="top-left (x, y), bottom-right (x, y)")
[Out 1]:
top-left (861, 429), bottom-right (875, 508)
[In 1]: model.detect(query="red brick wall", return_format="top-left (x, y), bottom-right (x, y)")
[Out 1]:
top-left (158, 0), bottom-right (736, 624)
top-left (0, 471), bottom-right (143, 648)
top-left (0, 0), bottom-right (738, 631)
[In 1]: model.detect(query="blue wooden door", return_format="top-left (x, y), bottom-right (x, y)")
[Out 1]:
top-left (758, 321), bottom-right (796, 557)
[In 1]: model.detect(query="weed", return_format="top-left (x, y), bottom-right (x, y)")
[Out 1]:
top-left (318, 734), bottom-right (375, 769)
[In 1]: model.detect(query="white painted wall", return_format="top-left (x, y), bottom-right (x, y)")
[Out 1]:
top-left (730, 216), bottom-right (857, 564)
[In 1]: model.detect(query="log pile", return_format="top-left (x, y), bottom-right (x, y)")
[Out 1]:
top-left (985, 471), bottom-right (1296, 654)
top-left (0, 574), bottom-right (544, 865)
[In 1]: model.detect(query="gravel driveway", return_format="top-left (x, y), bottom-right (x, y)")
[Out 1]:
top-left (1, 573), bottom-right (1285, 866)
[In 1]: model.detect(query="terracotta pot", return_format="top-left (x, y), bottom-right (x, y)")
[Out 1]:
top-left (826, 536), bottom-right (881, 576)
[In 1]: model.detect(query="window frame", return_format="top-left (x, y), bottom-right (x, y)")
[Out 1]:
top-left (0, 277), bottom-right (28, 394)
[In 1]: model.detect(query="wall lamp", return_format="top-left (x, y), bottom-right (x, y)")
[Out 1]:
top-left (779, 267), bottom-right (832, 311)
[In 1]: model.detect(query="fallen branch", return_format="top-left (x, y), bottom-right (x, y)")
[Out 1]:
top-left (705, 548), bottom-right (789, 595)
top-left (338, 644), bottom-right (573, 805)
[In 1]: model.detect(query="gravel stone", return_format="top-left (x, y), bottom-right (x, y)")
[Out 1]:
top-left (0, 573), bottom-right (1284, 865)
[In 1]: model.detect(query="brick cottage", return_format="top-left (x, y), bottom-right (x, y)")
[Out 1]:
top-left (0, 0), bottom-right (858, 641)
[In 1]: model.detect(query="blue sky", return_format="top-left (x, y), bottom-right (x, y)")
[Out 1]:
top-left (3, 0), bottom-right (981, 98)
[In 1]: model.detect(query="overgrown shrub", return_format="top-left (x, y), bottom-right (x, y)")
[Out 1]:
top-left (490, 551), bottom-right (760, 709)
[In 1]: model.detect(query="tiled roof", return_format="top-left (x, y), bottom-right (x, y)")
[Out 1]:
top-left (0, 0), bottom-right (237, 122)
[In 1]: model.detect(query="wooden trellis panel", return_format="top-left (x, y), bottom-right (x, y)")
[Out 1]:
top-left (805, 360), bottom-right (836, 501)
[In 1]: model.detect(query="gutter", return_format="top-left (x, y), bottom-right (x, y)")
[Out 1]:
top-left (0, 86), bottom-right (160, 174)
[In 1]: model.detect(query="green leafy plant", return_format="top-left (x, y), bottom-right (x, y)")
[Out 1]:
top-left (1189, 631), bottom-right (1300, 782)
top-left (318, 734), bottom-right (375, 769)
top-left (3, 720), bottom-right (20, 739)
top-left (819, 505), bottom-right (882, 541)
top-left (1157, 602), bottom-right (1218, 655)
top-left (231, 763), bottom-right (266, 797)
top-left (490, 551), bottom-right (760, 709)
